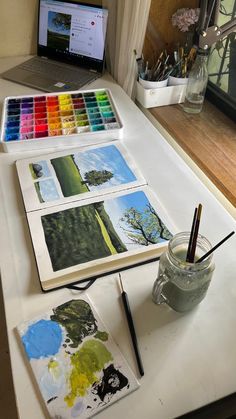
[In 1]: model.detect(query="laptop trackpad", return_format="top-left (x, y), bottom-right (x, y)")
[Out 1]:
top-left (24, 74), bottom-right (54, 89)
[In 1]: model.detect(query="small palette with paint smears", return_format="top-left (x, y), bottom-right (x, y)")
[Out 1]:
top-left (0, 88), bottom-right (123, 152)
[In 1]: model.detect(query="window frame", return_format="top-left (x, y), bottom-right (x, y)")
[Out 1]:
top-left (205, 1), bottom-right (236, 122)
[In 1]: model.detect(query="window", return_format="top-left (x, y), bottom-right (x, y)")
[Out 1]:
top-left (206, 0), bottom-right (236, 121)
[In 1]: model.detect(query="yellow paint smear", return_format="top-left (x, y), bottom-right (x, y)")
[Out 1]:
top-left (95, 211), bottom-right (117, 255)
top-left (65, 339), bottom-right (113, 407)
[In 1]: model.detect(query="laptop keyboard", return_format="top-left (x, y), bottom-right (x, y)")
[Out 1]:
top-left (20, 58), bottom-right (96, 84)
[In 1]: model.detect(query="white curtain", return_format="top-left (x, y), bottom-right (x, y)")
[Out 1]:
top-left (103, 0), bottom-right (151, 99)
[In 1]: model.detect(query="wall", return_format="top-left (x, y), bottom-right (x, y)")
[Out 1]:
top-left (0, 0), bottom-right (38, 57)
top-left (0, 0), bottom-right (199, 59)
top-left (143, 0), bottom-right (199, 66)
top-left (0, 0), bottom-right (102, 58)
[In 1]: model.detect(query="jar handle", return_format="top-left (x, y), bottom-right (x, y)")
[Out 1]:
top-left (152, 273), bottom-right (169, 305)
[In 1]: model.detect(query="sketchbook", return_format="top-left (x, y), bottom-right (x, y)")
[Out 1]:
top-left (16, 141), bottom-right (174, 291)
top-left (17, 294), bottom-right (140, 418)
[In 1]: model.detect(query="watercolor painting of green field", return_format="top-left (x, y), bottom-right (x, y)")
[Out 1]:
top-left (30, 145), bottom-right (138, 203)
top-left (47, 12), bottom-right (71, 50)
top-left (41, 190), bottom-right (172, 271)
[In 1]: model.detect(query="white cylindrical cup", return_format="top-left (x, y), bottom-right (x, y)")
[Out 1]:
top-left (139, 77), bottom-right (168, 89)
top-left (168, 76), bottom-right (189, 86)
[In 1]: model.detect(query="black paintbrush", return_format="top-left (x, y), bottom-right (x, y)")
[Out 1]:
top-left (119, 274), bottom-right (144, 377)
top-left (186, 204), bottom-right (202, 262)
top-left (196, 231), bottom-right (235, 263)
top-left (186, 207), bottom-right (197, 262)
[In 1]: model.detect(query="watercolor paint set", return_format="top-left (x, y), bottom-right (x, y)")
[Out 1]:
top-left (0, 88), bottom-right (123, 152)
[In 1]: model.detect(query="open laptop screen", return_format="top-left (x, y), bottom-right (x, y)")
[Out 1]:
top-left (38, 0), bottom-right (108, 73)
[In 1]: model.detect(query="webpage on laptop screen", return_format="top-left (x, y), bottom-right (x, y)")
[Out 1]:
top-left (39, 0), bottom-right (108, 61)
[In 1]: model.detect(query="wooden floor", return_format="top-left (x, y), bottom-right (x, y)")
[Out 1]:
top-left (149, 100), bottom-right (236, 209)
top-left (0, 281), bottom-right (18, 419)
top-left (178, 395), bottom-right (236, 418)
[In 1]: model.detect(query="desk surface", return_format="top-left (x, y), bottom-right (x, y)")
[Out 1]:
top-left (1, 56), bottom-right (236, 419)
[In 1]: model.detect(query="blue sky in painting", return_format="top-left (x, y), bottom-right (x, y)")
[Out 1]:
top-left (37, 179), bottom-right (60, 202)
top-left (73, 145), bottom-right (137, 191)
top-left (103, 190), bottom-right (154, 250)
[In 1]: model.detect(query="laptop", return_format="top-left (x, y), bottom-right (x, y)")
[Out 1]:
top-left (1, 0), bottom-right (108, 92)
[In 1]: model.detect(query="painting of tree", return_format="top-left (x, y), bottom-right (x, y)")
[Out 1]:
top-left (120, 203), bottom-right (172, 246)
top-left (52, 13), bottom-right (71, 31)
top-left (83, 170), bottom-right (114, 186)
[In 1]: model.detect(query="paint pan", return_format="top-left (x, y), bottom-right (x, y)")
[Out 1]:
top-left (1, 88), bottom-right (123, 152)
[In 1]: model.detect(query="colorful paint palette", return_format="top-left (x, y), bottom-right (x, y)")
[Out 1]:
top-left (17, 296), bottom-right (139, 418)
top-left (0, 89), bottom-right (123, 152)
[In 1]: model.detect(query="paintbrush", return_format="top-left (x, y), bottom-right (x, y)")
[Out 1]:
top-left (186, 204), bottom-right (202, 263)
top-left (196, 231), bottom-right (235, 263)
top-left (119, 274), bottom-right (144, 377)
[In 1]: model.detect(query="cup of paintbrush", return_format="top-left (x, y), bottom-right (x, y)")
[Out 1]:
top-left (152, 230), bottom-right (215, 312)
top-left (153, 202), bottom-right (235, 312)
top-left (139, 52), bottom-right (168, 88)
top-left (168, 50), bottom-right (189, 85)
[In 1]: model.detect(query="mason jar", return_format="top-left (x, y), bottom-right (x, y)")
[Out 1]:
top-left (152, 232), bottom-right (215, 312)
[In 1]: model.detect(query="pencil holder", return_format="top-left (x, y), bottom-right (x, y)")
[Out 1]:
top-left (152, 232), bottom-right (215, 312)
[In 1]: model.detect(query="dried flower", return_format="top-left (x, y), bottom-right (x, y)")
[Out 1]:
top-left (172, 8), bottom-right (200, 32)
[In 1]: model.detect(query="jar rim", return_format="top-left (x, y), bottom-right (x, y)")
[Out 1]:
top-left (168, 231), bottom-right (213, 267)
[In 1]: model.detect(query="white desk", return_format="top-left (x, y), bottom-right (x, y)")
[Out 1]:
top-left (1, 56), bottom-right (236, 419)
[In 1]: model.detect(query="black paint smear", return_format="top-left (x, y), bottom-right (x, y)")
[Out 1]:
top-left (47, 396), bottom-right (58, 404)
top-left (92, 364), bottom-right (129, 402)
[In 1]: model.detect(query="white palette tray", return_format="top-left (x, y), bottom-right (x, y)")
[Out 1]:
top-left (0, 88), bottom-right (123, 152)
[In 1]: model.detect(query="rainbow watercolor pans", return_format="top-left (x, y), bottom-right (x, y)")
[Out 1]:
top-left (0, 88), bottom-right (123, 152)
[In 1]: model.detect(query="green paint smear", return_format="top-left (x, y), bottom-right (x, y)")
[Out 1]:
top-left (94, 330), bottom-right (108, 341)
top-left (50, 299), bottom-right (98, 348)
top-left (65, 339), bottom-right (113, 407)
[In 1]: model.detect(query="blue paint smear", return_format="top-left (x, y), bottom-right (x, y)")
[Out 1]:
top-left (71, 401), bottom-right (85, 417)
top-left (22, 319), bottom-right (62, 360)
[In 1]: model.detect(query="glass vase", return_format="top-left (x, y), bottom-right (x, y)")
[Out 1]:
top-left (183, 49), bottom-right (209, 114)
